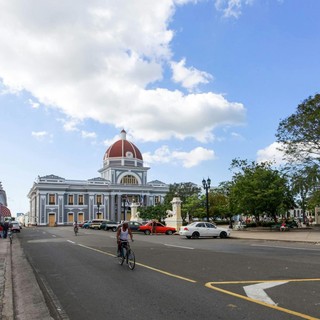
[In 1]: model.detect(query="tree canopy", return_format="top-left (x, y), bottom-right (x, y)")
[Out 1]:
top-left (229, 159), bottom-right (294, 222)
top-left (276, 93), bottom-right (320, 166)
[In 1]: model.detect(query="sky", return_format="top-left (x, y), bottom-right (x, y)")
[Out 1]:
top-left (0, 0), bottom-right (319, 216)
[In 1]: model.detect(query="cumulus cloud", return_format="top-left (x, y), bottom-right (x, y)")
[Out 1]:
top-left (28, 99), bottom-right (39, 109)
top-left (31, 131), bottom-right (52, 141)
top-left (81, 131), bottom-right (97, 139)
top-left (0, 1), bottom-right (246, 143)
top-left (214, 0), bottom-right (253, 18)
top-left (143, 145), bottom-right (215, 168)
top-left (171, 58), bottom-right (213, 92)
top-left (256, 142), bottom-right (285, 165)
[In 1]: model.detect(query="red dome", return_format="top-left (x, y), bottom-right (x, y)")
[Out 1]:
top-left (103, 130), bottom-right (143, 161)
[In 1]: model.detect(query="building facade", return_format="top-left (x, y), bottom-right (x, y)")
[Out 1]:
top-left (27, 130), bottom-right (169, 226)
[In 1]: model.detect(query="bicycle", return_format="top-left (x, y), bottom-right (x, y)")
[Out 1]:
top-left (118, 240), bottom-right (135, 270)
top-left (74, 226), bottom-right (79, 236)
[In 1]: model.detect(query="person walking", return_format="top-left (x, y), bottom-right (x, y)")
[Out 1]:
top-left (3, 220), bottom-right (9, 238)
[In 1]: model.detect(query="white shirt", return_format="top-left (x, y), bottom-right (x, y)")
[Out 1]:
top-left (119, 227), bottom-right (129, 241)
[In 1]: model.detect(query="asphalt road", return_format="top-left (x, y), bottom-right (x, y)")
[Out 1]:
top-left (18, 227), bottom-right (320, 320)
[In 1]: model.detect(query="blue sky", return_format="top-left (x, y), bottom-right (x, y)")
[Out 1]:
top-left (0, 0), bottom-right (319, 216)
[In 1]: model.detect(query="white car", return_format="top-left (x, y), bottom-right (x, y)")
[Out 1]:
top-left (179, 222), bottom-right (231, 239)
top-left (10, 221), bottom-right (21, 233)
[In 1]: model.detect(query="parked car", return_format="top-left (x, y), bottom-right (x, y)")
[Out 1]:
top-left (82, 220), bottom-right (92, 229)
top-left (10, 221), bottom-right (21, 233)
top-left (179, 222), bottom-right (231, 239)
top-left (128, 221), bottom-right (144, 232)
top-left (89, 219), bottom-right (107, 230)
top-left (139, 222), bottom-right (176, 235)
top-left (79, 220), bottom-right (88, 228)
top-left (100, 220), bottom-right (120, 232)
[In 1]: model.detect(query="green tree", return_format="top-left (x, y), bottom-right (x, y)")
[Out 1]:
top-left (137, 203), bottom-right (168, 222)
top-left (182, 194), bottom-right (203, 221)
top-left (229, 159), bottom-right (294, 223)
top-left (289, 164), bottom-right (320, 222)
top-left (276, 93), bottom-right (320, 166)
top-left (164, 182), bottom-right (201, 207)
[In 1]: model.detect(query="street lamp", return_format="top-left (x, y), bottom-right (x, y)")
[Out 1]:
top-left (202, 177), bottom-right (211, 222)
top-left (97, 202), bottom-right (101, 218)
top-left (122, 196), bottom-right (127, 221)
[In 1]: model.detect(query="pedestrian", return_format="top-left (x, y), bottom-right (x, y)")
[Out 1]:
top-left (3, 221), bottom-right (9, 238)
top-left (151, 220), bottom-right (157, 235)
top-left (0, 223), bottom-right (3, 238)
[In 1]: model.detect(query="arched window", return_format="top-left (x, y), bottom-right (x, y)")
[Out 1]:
top-left (121, 175), bottom-right (138, 185)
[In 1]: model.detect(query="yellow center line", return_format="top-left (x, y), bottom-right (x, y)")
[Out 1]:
top-left (206, 281), bottom-right (320, 320)
top-left (210, 278), bottom-right (320, 285)
top-left (77, 243), bottom-right (196, 283)
top-left (77, 243), bottom-right (319, 319)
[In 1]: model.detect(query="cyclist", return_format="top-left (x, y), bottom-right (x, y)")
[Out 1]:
top-left (116, 221), bottom-right (133, 256)
top-left (73, 221), bottom-right (79, 234)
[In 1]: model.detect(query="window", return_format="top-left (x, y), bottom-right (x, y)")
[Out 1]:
top-left (79, 195), bottom-right (84, 205)
top-left (49, 194), bottom-right (56, 205)
top-left (96, 194), bottom-right (102, 204)
top-left (121, 175), bottom-right (138, 185)
top-left (155, 196), bottom-right (160, 204)
top-left (68, 195), bottom-right (74, 205)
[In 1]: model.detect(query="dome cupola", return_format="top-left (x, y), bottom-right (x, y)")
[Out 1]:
top-left (103, 130), bottom-right (143, 161)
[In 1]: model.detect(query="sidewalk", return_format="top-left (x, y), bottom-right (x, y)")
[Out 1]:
top-left (0, 236), bottom-right (53, 320)
top-left (231, 226), bottom-right (320, 243)
top-left (0, 228), bottom-right (319, 319)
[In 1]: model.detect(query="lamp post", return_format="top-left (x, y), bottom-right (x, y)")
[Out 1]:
top-left (122, 196), bottom-right (126, 221)
top-left (97, 202), bottom-right (101, 218)
top-left (202, 177), bottom-right (211, 222)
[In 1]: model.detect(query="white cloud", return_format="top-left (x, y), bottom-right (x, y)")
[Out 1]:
top-left (0, 1), bottom-right (246, 143)
top-left (81, 131), bottom-right (97, 139)
top-left (28, 98), bottom-right (39, 109)
top-left (143, 145), bottom-right (215, 168)
top-left (171, 58), bottom-right (213, 91)
top-left (214, 0), bottom-right (254, 18)
top-left (31, 131), bottom-right (51, 141)
top-left (256, 142), bottom-right (285, 165)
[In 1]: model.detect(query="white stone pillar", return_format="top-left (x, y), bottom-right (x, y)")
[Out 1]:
top-left (130, 199), bottom-right (141, 222)
top-left (165, 196), bottom-right (183, 231)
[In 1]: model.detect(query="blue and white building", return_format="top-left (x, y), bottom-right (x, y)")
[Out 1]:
top-left (27, 130), bottom-right (169, 226)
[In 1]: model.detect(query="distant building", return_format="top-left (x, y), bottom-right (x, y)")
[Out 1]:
top-left (27, 130), bottom-right (169, 226)
top-left (0, 182), bottom-right (11, 221)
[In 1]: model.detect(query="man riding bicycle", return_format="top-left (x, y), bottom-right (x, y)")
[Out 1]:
top-left (73, 221), bottom-right (79, 234)
top-left (116, 221), bottom-right (133, 256)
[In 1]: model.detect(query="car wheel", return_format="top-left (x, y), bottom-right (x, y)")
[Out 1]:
top-left (192, 231), bottom-right (200, 239)
top-left (166, 230), bottom-right (173, 235)
top-left (112, 227), bottom-right (117, 232)
top-left (220, 231), bottom-right (227, 239)
top-left (186, 236), bottom-right (191, 239)
top-left (144, 230), bottom-right (151, 235)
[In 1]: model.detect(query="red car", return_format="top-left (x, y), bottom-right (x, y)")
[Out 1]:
top-left (139, 222), bottom-right (176, 235)
top-left (79, 220), bottom-right (88, 228)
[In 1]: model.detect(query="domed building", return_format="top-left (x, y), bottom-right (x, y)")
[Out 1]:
top-left (28, 130), bottom-right (169, 226)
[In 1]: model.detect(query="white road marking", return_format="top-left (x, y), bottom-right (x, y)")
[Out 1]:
top-left (243, 281), bottom-right (287, 305)
top-left (67, 240), bottom-right (75, 244)
top-left (164, 244), bottom-right (194, 250)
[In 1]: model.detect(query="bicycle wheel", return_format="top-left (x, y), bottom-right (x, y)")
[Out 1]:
top-left (118, 247), bottom-right (125, 265)
top-left (127, 249), bottom-right (135, 270)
